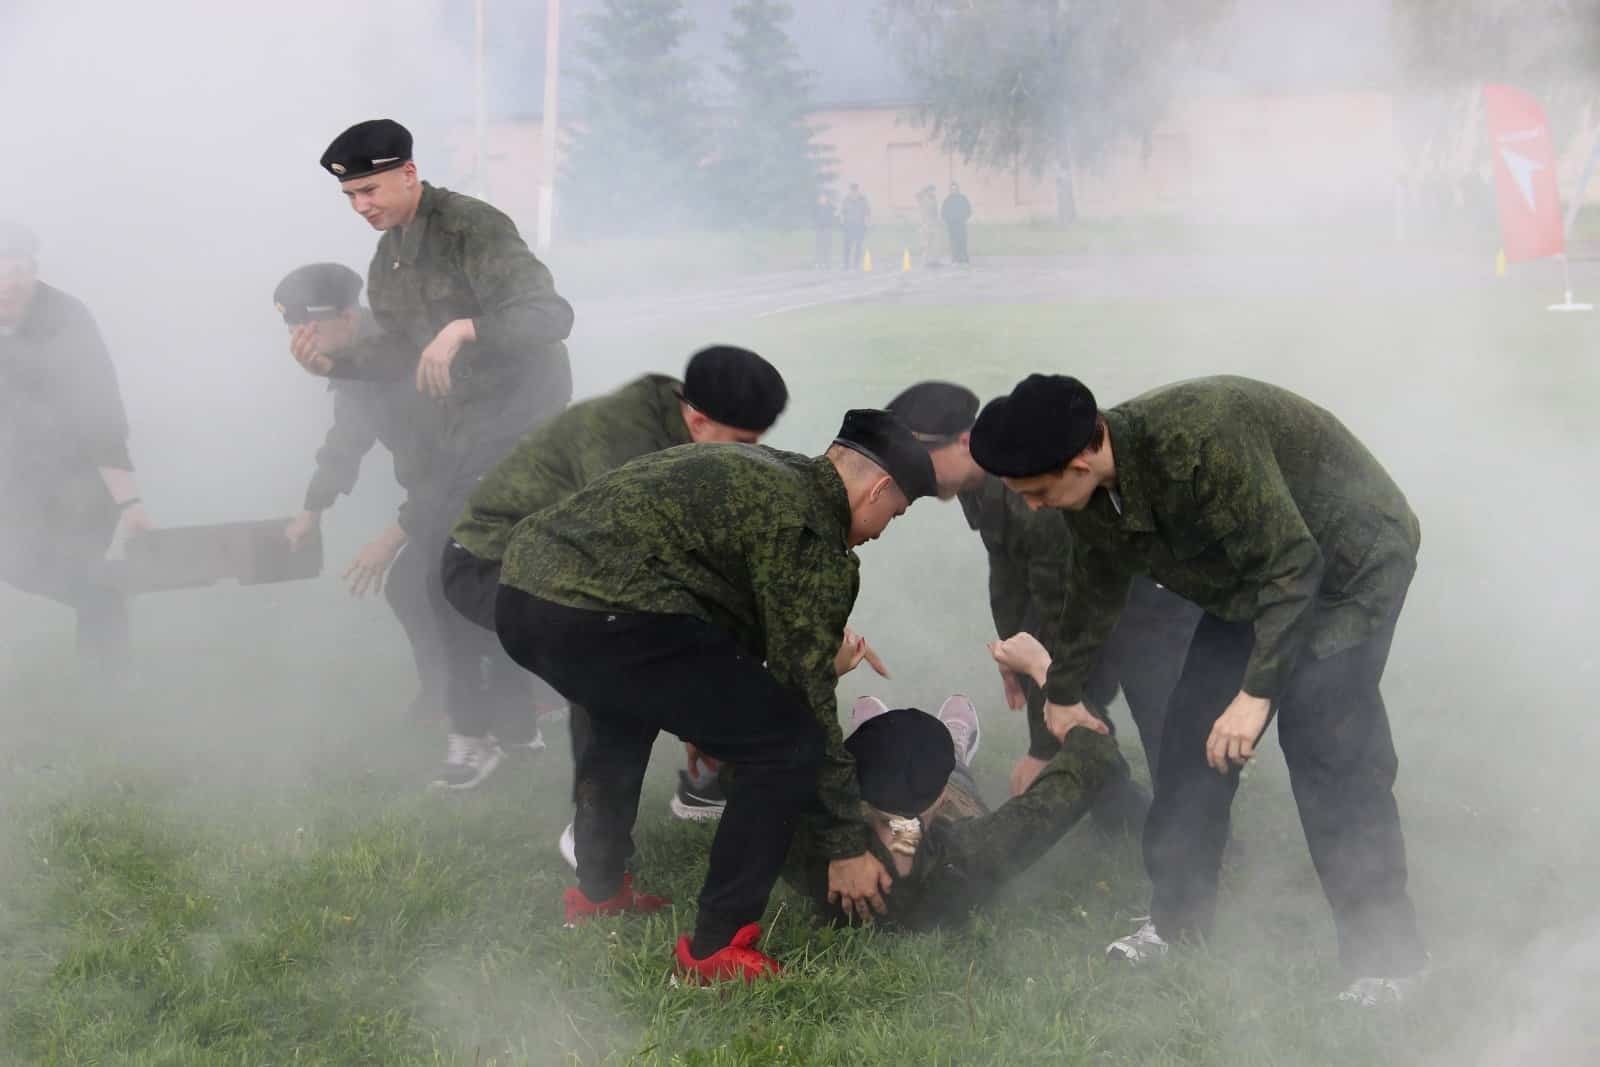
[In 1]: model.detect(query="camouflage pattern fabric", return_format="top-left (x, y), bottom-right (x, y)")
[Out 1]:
top-left (783, 728), bottom-right (1127, 929)
top-left (1045, 376), bottom-right (1420, 705)
top-left (503, 444), bottom-right (869, 858)
top-left (324, 182), bottom-right (575, 459)
top-left (450, 374), bottom-right (690, 562)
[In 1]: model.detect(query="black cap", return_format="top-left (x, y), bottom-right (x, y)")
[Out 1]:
top-left (969, 374), bottom-right (1099, 478)
top-left (885, 381), bottom-right (979, 443)
top-left (320, 119), bottom-right (414, 179)
top-left (0, 220), bottom-right (39, 260)
top-left (680, 345), bottom-right (789, 432)
top-left (274, 263), bottom-right (363, 325)
top-left (845, 708), bottom-right (955, 817)
top-left (832, 409), bottom-right (937, 502)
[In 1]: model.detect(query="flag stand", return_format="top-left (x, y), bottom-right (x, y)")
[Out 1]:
top-left (1548, 254), bottom-right (1593, 311)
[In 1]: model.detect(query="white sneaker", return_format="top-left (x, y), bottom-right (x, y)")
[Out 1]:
top-left (429, 733), bottom-right (503, 791)
top-left (1337, 970), bottom-right (1426, 1007)
top-left (850, 695), bottom-right (889, 731)
top-left (558, 821), bottom-right (578, 871)
top-left (1106, 918), bottom-right (1169, 963)
top-left (506, 727), bottom-right (547, 756)
top-left (936, 694), bottom-right (981, 765)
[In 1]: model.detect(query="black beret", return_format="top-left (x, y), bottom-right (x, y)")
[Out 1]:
top-left (273, 263), bottom-right (363, 325)
top-left (0, 220), bottom-right (39, 260)
top-left (680, 345), bottom-right (788, 432)
top-left (969, 374), bottom-right (1099, 478)
top-left (832, 409), bottom-right (937, 502)
top-left (320, 119), bottom-right (414, 179)
top-left (885, 380), bottom-right (979, 442)
top-left (845, 708), bottom-right (956, 817)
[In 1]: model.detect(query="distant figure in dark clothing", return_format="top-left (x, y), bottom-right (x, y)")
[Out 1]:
top-left (0, 221), bottom-right (152, 676)
top-left (942, 183), bottom-right (973, 265)
top-left (840, 183), bottom-right (871, 271)
top-left (812, 193), bottom-right (837, 269)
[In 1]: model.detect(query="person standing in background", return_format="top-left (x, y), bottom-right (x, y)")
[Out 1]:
top-left (0, 221), bottom-right (152, 679)
top-left (942, 183), bottom-right (973, 265)
top-left (812, 192), bottom-right (837, 270)
top-left (840, 183), bottom-right (871, 271)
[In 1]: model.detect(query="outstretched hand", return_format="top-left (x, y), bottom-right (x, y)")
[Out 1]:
top-left (835, 626), bottom-right (889, 678)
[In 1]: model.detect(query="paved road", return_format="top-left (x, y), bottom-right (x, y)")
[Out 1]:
top-left (572, 250), bottom-right (1598, 339)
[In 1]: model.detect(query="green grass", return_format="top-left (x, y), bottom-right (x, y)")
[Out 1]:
top-left (5, 273), bottom-right (1600, 1064)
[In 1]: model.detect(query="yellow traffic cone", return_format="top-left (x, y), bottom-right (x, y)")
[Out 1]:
top-left (862, 247), bottom-right (874, 273)
top-left (902, 248), bottom-right (912, 272)
top-left (1495, 248), bottom-right (1507, 278)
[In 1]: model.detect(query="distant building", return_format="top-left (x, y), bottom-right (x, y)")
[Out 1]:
top-left (444, 90), bottom-right (1404, 231)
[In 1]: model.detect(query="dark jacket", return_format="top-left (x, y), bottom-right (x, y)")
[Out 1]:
top-left (0, 283), bottom-right (130, 530)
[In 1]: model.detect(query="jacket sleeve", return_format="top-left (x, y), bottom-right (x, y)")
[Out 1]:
top-left (459, 209), bottom-right (575, 360)
top-left (1017, 507), bottom-right (1072, 654)
top-left (986, 545), bottom-right (1031, 641)
top-left (1191, 436), bottom-right (1323, 699)
top-left (304, 386), bottom-right (379, 512)
top-left (751, 529), bottom-right (869, 861)
top-left (1043, 538), bottom-right (1134, 706)
top-left (923, 730), bottom-right (1124, 912)
top-left (60, 301), bottom-right (133, 470)
top-left (324, 327), bottom-right (417, 383)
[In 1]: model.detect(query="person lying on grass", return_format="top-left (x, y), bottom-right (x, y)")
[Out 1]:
top-left (779, 633), bottom-right (1128, 936)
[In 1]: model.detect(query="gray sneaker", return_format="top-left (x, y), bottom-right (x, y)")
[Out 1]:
top-left (1337, 970), bottom-right (1426, 1007)
top-left (850, 695), bottom-right (889, 731)
top-left (669, 770), bottom-right (727, 821)
top-left (936, 694), bottom-right (982, 766)
top-left (429, 733), bottom-right (503, 791)
top-left (1106, 918), bottom-right (1169, 963)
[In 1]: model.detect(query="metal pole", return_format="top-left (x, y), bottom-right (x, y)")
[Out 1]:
top-left (475, 0), bottom-right (488, 200)
top-left (537, 0), bottom-right (561, 253)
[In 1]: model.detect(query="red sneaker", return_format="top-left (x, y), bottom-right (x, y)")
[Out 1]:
top-left (563, 873), bottom-right (670, 926)
top-left (674, 923), bottom-right (782, 983)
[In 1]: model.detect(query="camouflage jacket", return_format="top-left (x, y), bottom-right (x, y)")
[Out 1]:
top-left (503, 445), bottom-right (868, 858)
top-left (958, 473), bottom-right (1070, 649)
top-left (450, 374), bottom-right (690, 562)
top-left (325, 182), bottom-right (574, 460)
top-left (1046, 376), bottom-right (1420, 705)
top-left (304, 312), bottom-right (440, 535)
top-left (782, 729), bottom-right (1126, 929)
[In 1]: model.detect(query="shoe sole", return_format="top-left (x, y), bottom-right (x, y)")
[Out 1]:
top-left (669, 795), bottom-right (726, 821)
top-left (429, 749), bottom-right (503, 792)
top-left (558, 825), bottom-right (578, 871)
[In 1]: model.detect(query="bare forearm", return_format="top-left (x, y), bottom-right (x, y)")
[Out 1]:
top-left (97, 467), bottom-right (141, 505)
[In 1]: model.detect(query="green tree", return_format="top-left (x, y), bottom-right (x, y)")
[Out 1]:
top-left (709, 0), bottom-right (832, 228)
top-left (561, 0), bottom-right (706, 236)
top-left (876, 0), bottom-right (1231, 222)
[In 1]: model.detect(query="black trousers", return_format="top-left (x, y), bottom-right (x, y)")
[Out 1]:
top-left (842, 227), bottom-right (865, 269)
top-left (439, 540), bottom-right (568, 743)
top-left (384, 538), bottom-right (449, 718)
top-left (1023, 579), bottom-right (1200, 771)
top-left (1090, 579), bottom-right (1203, 775)
top-left (1, 505), bottom-right (128, 673)
top-left (496, 588), bottom-right (824, 951)
top-left (1144, 608), bottom-right (1425, 977)
top-left (946, 221), bottom-right (969, 263)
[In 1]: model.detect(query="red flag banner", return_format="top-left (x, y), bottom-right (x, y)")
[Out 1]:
top-left (1484, 84), bottom-right (1565, 263)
